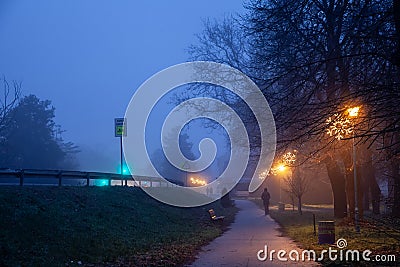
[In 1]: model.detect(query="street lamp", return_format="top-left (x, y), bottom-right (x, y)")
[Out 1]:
top-left (348, 106), bottom-right (360, 117)
top-left (347, 106), bottom-right (361, 233)
top-left (259, 161), bottom-right (288, 211)
top-left (277, 164), bottom-right (286, 173)
top-left (259, 164), bottom-right (286, 203)
top-left (277, 164), bottom-right (286, 203)
top-left (326, 106), bottom-right (361, 233)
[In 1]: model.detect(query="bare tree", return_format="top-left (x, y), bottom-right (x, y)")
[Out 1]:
top-left (187, 0), bottom-right (400, 217)
top-left (283, 167), bottom-right (310, 215)
top-left (0, 77), bottom-right (21, 135)
top-left (283, 187), bottom-right (296, 211)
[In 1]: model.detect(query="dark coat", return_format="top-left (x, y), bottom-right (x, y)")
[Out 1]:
top-left (261, 191), bottom-right (270, 204)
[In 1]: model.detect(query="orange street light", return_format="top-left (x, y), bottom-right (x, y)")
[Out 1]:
top-left (347, 106), bottom-right (361, 233)
top-left (277, 164), bottom-right (286, 172)
top-left (275, 164), bottom-right (286, 204)
top-left (190, 177), bottom-right (207, 186)
top-left (327, 105), bottom-right (361, 232)
top-left (347, 105), bottom-right (361, 233)
top-left (347, 106), bottom-right (360, 117)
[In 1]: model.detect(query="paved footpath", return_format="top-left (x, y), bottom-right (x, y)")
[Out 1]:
top-left (189, 200), bottom-right (319, 267)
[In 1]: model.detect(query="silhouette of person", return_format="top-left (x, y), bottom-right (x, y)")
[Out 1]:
top-left (261, 187), bottom-right (271, 215)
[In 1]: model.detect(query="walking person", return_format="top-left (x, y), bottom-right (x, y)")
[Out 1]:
top-left (261, 187), bottom-right (271, 215)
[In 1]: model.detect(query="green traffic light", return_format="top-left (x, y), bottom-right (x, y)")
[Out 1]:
top-left (118, 163), bottom-right (130, 175)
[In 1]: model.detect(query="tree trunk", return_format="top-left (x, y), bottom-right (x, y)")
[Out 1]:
top-left (391, 159), bottom-right (400, 217)
top-left (360, 156), bottom-right (371, 211)
top-left (363, 178), bottom-right (370, 212)
top-left (323, 3), bottom-right (349, 219)
top-left (298, 196), bottom-right (302, 215)
top-left (391, 0), bottom-right (400, 218)
top-left (357, 165), bottom-right (364, 219)
top-left (360, 154), bottom-right (381, 215)
top-left (370, 174), bottom-right (381, 215)
top-left (345, 167), bottom-right (355, 218)
top-left (324, 156), bottom-right (347, 218)
top-left (342, 150), bottom-right (355, 218)
top-left (343, 148), bottom-right (364, 220)
top-left (290, 195), bottom-right (295, 211)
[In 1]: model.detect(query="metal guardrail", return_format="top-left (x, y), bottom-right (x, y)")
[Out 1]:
top-left (0, 168), bottom-right (178, 187)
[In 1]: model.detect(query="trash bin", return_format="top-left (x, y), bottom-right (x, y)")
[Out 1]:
top-left (318, 221), bottom-right (335, 244)
top-left (278, 202), bottom-right (285, 211)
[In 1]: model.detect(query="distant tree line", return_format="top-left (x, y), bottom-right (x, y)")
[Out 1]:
top-left (0, 78), bottom-right (78, 170)
top-left (187, 0), bottom-right (400, 217)
top-left (151, 129), bottom-right (195, 185)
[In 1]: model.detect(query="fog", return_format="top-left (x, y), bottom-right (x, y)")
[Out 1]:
top-left (0, 1), bottom-right (244, 174)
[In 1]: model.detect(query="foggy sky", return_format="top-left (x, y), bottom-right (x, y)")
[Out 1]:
top-left (0, 1), bottom-right (245, 172)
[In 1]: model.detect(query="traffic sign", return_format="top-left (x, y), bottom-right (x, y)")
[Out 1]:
top-left (115, 118), bottom-right (127, 137)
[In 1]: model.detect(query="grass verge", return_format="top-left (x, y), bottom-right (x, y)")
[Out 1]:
top-left (253, 199), bottom-right (400, 266)
top-left (0, 186), bottom-right (237, 266)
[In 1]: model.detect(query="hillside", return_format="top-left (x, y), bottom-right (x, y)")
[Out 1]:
top-left (0, 186), bottom-right (237, 266)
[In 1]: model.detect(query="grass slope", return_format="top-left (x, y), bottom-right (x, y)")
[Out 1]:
top-left (253, 199), bottom-right (400, 266)
top-left (0, 186), bottom-right (237, 266)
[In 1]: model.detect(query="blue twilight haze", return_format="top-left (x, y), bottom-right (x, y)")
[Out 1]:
top-left (0, 1), bottom-right (244, 172)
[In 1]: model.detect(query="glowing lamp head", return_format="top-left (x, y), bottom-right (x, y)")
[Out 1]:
top-left (277, 164), bottom-right (286, 172)
top-left (347, 106), bottom-right (360, 117)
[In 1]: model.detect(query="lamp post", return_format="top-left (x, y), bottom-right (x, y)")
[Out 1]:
top-left (348, 106), bottom-right (360, 233)
top-left (327, 106), bottom-right (361, 233)
top-left (277, 164), bottom-right (286, 203)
